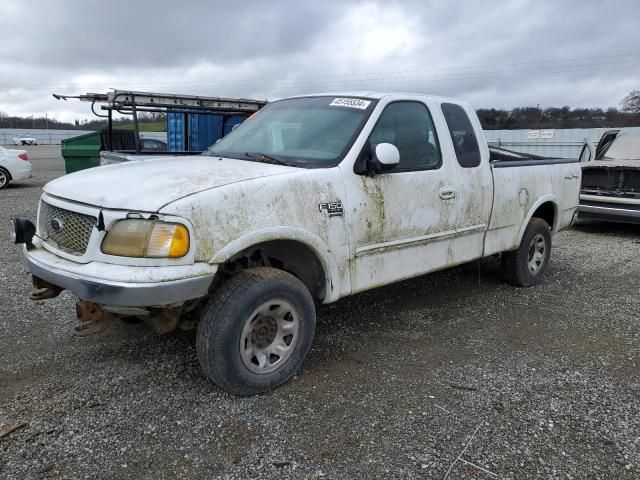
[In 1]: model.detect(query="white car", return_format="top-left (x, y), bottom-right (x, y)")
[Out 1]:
top-left (12, 136), bottom-right (38, 146)
top-left (13, 92), bottom-right (580, 395)
top-left (0, 146), bottom-right (32, 189)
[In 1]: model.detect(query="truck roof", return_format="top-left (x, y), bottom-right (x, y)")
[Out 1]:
top-left (287, 91), bottom-right (465, 104)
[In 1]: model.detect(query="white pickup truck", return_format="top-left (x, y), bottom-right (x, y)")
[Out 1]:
top-left (12, 93), bottom-right (580, 395)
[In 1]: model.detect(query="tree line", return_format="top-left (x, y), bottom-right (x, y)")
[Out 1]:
top-left (0, 112), bottom-right (166, 131)
top-left (477, 106), bottom-right (640, 130)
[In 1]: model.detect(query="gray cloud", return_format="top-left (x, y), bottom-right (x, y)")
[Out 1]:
top-left (1, 0), bottom-right (639, 121)
top-left (3, 1), bottom-right (341, 67)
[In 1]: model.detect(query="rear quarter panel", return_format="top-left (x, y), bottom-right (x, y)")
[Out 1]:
top-left (485, 161), bottom-right (580, 255)
top-left (0, 147), bottom-right (31, 179)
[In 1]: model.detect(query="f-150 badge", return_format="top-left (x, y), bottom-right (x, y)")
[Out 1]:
top-left (319, 202), bottom-right (344, 217)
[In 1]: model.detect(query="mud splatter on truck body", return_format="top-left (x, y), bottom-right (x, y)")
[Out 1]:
top-left (12, 92), bottom-right (581, 394)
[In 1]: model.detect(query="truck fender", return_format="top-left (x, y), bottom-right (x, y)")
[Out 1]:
top-left (516, 194), bottom-right (559, 245)
top-left (209, 226), bottom-right (342, 303)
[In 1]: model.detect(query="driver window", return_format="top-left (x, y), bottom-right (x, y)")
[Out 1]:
top-left (369, 102), bottom-right (442, 171)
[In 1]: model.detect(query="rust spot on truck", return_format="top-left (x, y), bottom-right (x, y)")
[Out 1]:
top-left (74, 301), bottom-right (185, 337)
top-left (75, 301), bottom-right (115, 336)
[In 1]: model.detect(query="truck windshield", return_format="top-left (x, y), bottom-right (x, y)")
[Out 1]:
top-left (204, 96), bottom-right (376, 167)
top-left (602, 130), bottom-right (640, 160)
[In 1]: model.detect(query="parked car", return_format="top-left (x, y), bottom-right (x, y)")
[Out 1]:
top-left (11, 93), bottom-right (580, 395)
top-left (577, 129), bottom-right (640, 224)
top-left (12, 136), bottom-right (38, 146)
top-left (0, 146), bottom-right (32, 189)
top-left (140, 138), bottom-right (167, 151)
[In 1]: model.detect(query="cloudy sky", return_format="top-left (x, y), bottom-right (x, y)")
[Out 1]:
top-left (1, 0), bottom-right (639, 122)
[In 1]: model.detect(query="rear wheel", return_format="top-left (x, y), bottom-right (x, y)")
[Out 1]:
top-left (0, 168), bottom-right (10, 189)
top-left (502, 217), bottom-right (551, 287)
top-left (197, 267), bottom-right (316, 395)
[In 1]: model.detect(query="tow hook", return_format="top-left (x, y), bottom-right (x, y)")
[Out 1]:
top-left (75, 301), bottom-right (116, 337)
top-left (144, 307), bottom-right (182, 334)
top-left (74, 301), bottom-right (184, 336)
top-left (29, 276), bottom-right (63, 301)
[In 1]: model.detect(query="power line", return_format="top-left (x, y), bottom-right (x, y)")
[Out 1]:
top-left (331, 28), bottom-right (552, 51)
top-left (0, 52), bottom-right (638, 91)
top-left (7, 61), bottom-right (635, 96)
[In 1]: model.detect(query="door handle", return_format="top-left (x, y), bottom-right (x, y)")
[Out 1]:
top-left (564, 174), bottom-right (579, 180)
top-left (439, 186), bottom-right (457, 200)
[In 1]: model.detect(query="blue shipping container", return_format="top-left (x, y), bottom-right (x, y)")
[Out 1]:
top-left (167, 112), bottom-right (185, 152)
top-left (167, 112), bottom-right (249, 152)
top-left (223, 115), bottom-right (246, 136)
top-left (188, 114), bottom-right (223, 152)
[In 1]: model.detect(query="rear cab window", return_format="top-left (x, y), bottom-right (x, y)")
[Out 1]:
top-left (441, 103), bottom-right (481, 168)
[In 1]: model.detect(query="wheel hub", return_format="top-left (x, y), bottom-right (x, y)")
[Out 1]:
top-left (527, 233), bottom-right (546, 274)
top-left (239, 299), bottom-right (300, 374)
top-left (250, 316), bottom-right (278, 349)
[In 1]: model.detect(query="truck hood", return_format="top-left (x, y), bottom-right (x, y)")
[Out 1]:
top-left (44, 155), bottom-right (298, 211)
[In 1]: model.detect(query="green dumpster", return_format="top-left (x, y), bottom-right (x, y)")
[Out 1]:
top-left (61, 131), bottom-right (102, 174)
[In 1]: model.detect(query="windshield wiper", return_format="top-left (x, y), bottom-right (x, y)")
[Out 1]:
top-left (243, 152), bottom-right (293, 166)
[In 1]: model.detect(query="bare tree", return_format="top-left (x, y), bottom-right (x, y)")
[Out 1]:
top-left (621, 90), bottom-right (640, 112)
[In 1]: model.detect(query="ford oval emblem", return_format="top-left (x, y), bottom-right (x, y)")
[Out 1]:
top-left (50, 218), bottom-right (64, 232)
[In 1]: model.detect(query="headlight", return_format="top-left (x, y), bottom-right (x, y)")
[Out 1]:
top-left (101, 220), bottom-right (190, 258)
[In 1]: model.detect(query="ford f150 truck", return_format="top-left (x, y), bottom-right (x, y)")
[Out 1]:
top-left (11, 93), bottom-right (581, 395)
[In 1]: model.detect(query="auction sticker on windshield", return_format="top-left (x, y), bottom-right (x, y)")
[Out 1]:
top-left (329, 98), bottom-right (371, 109)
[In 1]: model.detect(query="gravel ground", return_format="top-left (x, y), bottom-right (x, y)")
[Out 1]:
top-left (1, 146), bottom-right (639, 479)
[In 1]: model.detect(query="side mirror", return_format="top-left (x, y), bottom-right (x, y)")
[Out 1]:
top-left (368, 143), bottom-right (400, 174)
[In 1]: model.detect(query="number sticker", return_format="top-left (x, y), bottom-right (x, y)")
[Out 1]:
top-left (329, 98), bottom-right (371, 110)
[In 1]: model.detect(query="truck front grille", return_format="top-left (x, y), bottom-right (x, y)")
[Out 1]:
top-left (582, 167), bottom-right (640, 198)
top-left (40, 202), bottom-right (96, 256)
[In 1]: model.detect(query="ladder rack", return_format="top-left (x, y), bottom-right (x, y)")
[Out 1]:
top-left (53, 89), bottom-right (266, 152)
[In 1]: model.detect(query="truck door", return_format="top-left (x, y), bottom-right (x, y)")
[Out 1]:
top-left (440, 103), bottom-right (493, 263)
top-left (342, 100), bottom-right (460, 293)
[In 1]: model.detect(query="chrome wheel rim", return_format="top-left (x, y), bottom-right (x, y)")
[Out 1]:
top-left (240, 299), bottom-right (300, 374)
top-left (0, 170), bottom-right (7, 188)
top-left (527, 233), bottom-right (546, 274)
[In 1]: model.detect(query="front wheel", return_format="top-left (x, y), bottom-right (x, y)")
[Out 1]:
top-left (502, 217), bottom-right (552, 287)
top-left (197, 267), bottom-right (316, 395)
